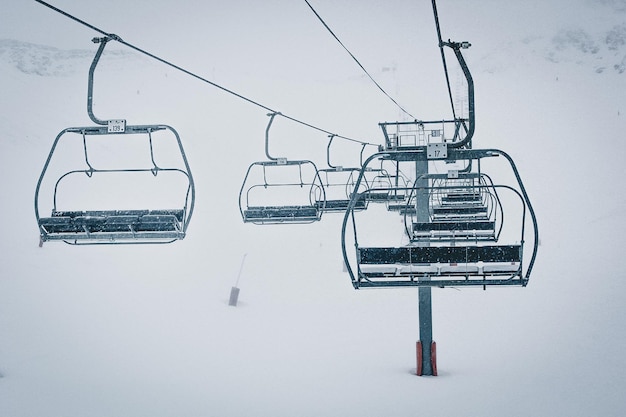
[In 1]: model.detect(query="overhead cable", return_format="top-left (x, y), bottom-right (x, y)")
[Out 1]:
top-left (431, 0), bottom-right (457, 120)
top-left (304, 0), bottom-right (417, 121)
top-left (33, 0), bottom-right (378, 147)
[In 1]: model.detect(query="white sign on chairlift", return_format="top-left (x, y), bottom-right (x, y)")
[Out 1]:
top-left (447, 170), bottom-right (459, 179)
top-left (107, 119), bottom-right (126, 133)
top-left (427, 142), bottom-right (447, 159)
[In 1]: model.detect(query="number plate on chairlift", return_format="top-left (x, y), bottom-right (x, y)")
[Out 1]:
top-left (427, 143), bottom-right (447, 159)
top-left (107, 119), bottom-right (126, 133)
top-left (447, 170), bottom-right (459, 179)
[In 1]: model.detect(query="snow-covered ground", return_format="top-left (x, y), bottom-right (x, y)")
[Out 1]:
top-left (1, 1), bottom-right (626, 416)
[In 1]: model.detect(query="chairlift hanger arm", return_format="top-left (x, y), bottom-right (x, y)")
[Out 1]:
top-left (326, 134), bottom-right (338, 169)
top-left (441, 40), bottom-right (475, 149)
top-left (264, 112), bottom-right (284, 161)
top-left (358, 143), bottom-right (368, 168)
top-left (87, 36), bottom-right (124, 126)
top-left (325, 134), bottom-right (367, 170)
top-left (431, 0), bottom-right (474, 149)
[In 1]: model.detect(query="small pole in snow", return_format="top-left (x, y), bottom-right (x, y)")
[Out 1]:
top-left (229, 253), bottom-right (247, 307)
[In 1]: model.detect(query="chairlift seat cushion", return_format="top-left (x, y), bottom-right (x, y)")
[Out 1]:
top-left (318, 198), bottom-right (367, 212)
top-left (482, 263), bottom-right (520, 274)
top-left (359, 265), bottom-right (398, 276)
top-left (365, 191), bottom-right (390, 201)
top-left (39, 209), bottom-right (184, 235)
top-left (413, 221), bottom-right (495, 233)
top-left (432, 206), bottom-right (487, 215)
top-left (397, 265), bottom-right (439, 275)
top-left (359, 245), bottom-right (521, 265)
top-left (439, 265), bottom-right (480, 275)
top-left (441, 193), bottom-right (481, 203)
top-left (244, 205), bottom-right (320, 221)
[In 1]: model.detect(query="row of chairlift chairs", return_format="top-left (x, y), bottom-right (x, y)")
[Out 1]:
top-left (238, 113), bottom-right (371, 225)
top-left (238, 39), bottom-right (538, 290)
top-left (238, 113), bottom-right (538, 289)
top-left (346, 125), bottom-right (538, 289)
top-left (34, 36), bottom-right (538, 290)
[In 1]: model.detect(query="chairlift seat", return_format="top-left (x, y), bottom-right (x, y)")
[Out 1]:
top-left (359, 265), bottom-right (398, 276)
top-left (432, 205), bottom-right (487, 216)
top-left (355, 245), bottom-right (522, 287)
top-left (441, 193), bottom-right (481, 203)
top-left (397, 264), bottom-right (440, 275)
top-left (439, 264), bottom-right (480, 275)
top-left (243, 205), bottom-right (320, 223)
top-left (412, 220), bottom-right (496, 241)
top-left (365, 191), bottom-right (391, 201)
top-left (322, 200), bottom-right (349, 211)
top-left (439, 199), bottom-right (484, 207)
top-left (39, 209), bottom-right (185, 241)
top-left (387, 203), bottom-right (416, 214)
top-left (365, 189), bottom-right (406, 202)
top-left (359, 245), bottom-right (520, 265)
top-left (482, 263), bottom-right (520, 274)
top-left (318, 195), bottom-right (368, 212)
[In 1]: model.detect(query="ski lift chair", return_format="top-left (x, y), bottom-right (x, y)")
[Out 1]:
top-left (34, 37), bottom-right (194, 245)
top-left (360, 157), bottom-right (412, 208)
top-left (409, 174), bottom-right (502, 242)
top-left (239, 160), bottom-right (324, 224)
top-left (341, 148), bottom-right (538, 289)
top-left (314, 135), bottom-right (369, 213)
top-left (316, 167), bottom-right (368, 212)
top-left (238, 113), bottom-right (325, 224)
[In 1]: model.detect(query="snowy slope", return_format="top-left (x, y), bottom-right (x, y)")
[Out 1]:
top-left (1, 1), bottom-right (626, 416)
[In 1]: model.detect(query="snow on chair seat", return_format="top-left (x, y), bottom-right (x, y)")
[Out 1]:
top-left (318, 195), bottom-right (368, 212)
top-left (365, 190), bottom-right (391, 201)
top-left (355, 245), bottom-right (523, 287)
top-left (359, 265), bottom-right (399, 276)
top-left (432, 205), bottom-right (487, 216)
top-left (482, 262), bottom-right (520, 274)
top-left (412, 221), bottom-right (496, 241)
top-left (243, 205), bottom-right (321, 223)
top-left (396, 264), bottom-right (440, 275)
top-left (441, 193), bottom-right (481, 204)
top-left (359, 245), bottom-right (520, 264)
top-left (39, 209), bottom-right (185, 242)
top-left (439, 264), bottom-right (480, 275)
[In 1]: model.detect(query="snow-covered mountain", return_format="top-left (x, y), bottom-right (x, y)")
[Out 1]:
top-left (0, 38), bottom-right (146, 77)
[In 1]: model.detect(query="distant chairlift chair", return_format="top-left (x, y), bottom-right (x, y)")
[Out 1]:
top-left (315, 135), bottom-right (369, 213)
top-left (409, 173), bottom-right (503, 242)
top-left (239, 113), bottom-right (325, 224)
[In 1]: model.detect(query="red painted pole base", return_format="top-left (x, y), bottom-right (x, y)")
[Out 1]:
top-left (416, 341), bottom-right (438, 376)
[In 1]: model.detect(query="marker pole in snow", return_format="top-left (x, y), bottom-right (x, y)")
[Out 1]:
top-left (229, 253), bottom-right (247, 307)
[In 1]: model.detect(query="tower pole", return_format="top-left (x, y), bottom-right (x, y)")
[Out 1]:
top-left (416, 155), bottom-right (436, 376)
